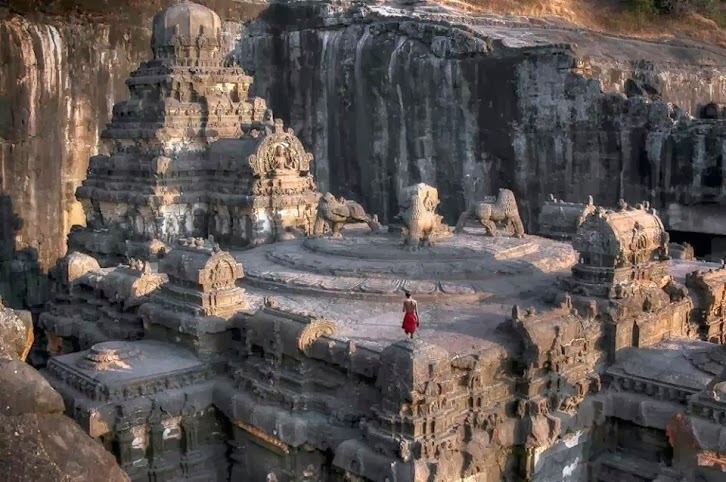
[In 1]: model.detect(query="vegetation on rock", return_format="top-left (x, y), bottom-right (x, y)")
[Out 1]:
top-left (446, 0), bottom-right (726, 46)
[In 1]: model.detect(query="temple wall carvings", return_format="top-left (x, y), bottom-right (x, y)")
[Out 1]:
top-left (3, 1), bottom-right (726, 309)
top-left (6, 2), bottom-right (726, 481)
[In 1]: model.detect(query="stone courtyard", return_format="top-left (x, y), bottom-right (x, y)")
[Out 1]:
top-left (3, 1), bottom-right (726, 482)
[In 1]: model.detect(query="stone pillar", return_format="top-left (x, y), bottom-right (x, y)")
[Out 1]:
top-left (181, 416), bottom-right (205, 476)
top-left (116, 429), bottom-right (136, 471)
top-left (182, 417), bottom-right (199, 454)
top-left (229, 440), bottom-right (246, 481)
top-left (148, 414), bottom-right (176, 482)
top-left (692, 134), bottom-right (706, 192)
top-left (149, 421), bottom-right (165, 461)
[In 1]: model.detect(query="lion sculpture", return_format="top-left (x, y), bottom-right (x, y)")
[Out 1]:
top-left (312, 193), bottom-right (382, 237)
top-left (454, 188), bottom-right (525, 238)
top-left (399, 183), bottom-right (451, 250)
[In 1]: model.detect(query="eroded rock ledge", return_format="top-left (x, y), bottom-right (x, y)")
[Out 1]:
top-left (0, 299), bottom-right (129, 482)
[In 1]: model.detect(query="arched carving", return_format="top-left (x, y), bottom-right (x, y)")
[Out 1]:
top-left (298, 318), bottom-right (337, 355)
top-left (202, 255), bottom-right (241, 291)
top-left (208, 259), bottom-right (234, 290)
top-left (248, 129), bottom-right (313, 177)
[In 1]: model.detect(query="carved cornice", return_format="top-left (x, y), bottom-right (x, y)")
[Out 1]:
top-left (234, 420), bottom-right (290, 454)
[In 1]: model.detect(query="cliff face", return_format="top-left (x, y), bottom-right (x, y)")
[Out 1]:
top-left (0, 17), bottom-right (138, 299)
top-left (240, 3), bottom-right (726, 229)
top-left (2, 0), bottom-right (726, 307)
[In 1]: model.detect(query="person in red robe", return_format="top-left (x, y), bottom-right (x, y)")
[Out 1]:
top-left (402, 291), bottom-right (419, 338)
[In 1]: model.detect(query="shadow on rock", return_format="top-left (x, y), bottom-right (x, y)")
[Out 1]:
top-left (0, 300), bottom-right (129, 482)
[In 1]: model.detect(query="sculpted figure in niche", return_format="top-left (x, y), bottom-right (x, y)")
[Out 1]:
top-left (209, 260), bottom-right (233, 290)
top-left (454, 188), bottom-right (525, 238)
top-left (312, 193), bottom-right (382, 238)
top-left (273, 145), bottom-right (296, 171)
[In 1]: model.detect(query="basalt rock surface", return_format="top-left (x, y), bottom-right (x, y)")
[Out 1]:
top-left (0, 300), bottom-right (129, 482)
top-left (2, 0), bottom-right (726, 297)
top-left (239, 2), bottom-right (726, 232)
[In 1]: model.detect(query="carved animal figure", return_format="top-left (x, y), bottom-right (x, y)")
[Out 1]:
top-left (399, 183), bottom-right (450, 249)
top-left (454, 189), bottom-right (525, 238)
top-left (312, 193), bottom-right (381, 237)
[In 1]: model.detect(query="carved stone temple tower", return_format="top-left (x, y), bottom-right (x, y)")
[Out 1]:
top-left (69, 0), bottom-right (319, 265)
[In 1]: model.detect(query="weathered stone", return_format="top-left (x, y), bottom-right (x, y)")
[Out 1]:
top-left (454, 188), bottom-right (526, 238)
top-left (0, 299), bottom-right (34, 361)
top-left (0, 290), bottom-right (129, 482)
top-left (0, 360), bottom-right (64, 416)
top-left (13, 2), bottom-right (726, 482)
top-left (0, 413), bottom-right (129, 482)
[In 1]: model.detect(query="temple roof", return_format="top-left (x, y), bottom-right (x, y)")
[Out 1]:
top-left (151, 0), bottom-right (222, 50)
top-left (573, 206), bottom-right (666, 258)
top-left (686, 266), bottom-right (726, 290)
top-left (159, 238), bottom-right (243, 291)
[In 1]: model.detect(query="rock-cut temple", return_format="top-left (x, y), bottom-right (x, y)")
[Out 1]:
top-left (36, 2), bottom-right (726, 482)
top-left (68, 0), bottom-right (319, 267)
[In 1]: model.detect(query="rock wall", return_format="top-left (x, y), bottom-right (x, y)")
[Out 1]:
top-left (2, 0), bottom-right (726, 307)
top-left (239, 4), bottom-right (726, 229)
top-left (0, 15), bottom-right (142, 271)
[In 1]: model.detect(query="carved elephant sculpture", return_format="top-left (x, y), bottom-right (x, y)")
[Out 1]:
top-left (312, 193), bottom-right (381, 237)
top-left (454, 189), bottom-right (525, 238)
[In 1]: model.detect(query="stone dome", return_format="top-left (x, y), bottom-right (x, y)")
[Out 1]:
top-left (151, 1), bottom-right (222, 49)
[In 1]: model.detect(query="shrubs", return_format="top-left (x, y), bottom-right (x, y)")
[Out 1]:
top-left (629, 0), bottom-right (658, 16)
top-left (630, 0), bottom-right (720, 17)
top-left (656, 0), bottom-right (719, 15)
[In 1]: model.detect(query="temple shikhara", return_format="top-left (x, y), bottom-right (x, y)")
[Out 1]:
top-left (68, 0), bottom-right (319, 266)
top-left (27, 2), bottom-right (726, 482)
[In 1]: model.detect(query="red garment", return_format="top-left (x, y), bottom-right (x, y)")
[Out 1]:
top-left (402, 312), bottom-right (418, 334)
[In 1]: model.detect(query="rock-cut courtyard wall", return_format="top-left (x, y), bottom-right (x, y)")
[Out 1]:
top-left (2, 1), bottom-right (726, 307)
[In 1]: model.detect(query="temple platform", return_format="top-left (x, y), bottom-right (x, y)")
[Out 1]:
top-left (234, 226), bottom-right (577, 300)
top-left (231, 226), bottom-right (578, 352)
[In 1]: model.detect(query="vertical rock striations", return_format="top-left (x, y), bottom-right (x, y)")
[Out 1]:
top-left (239, 3), bottom-right (726, 233)
top-left (2, 1), bottom-right (726, 304)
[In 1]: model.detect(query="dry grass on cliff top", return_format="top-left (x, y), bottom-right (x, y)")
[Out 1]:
top-left (442, 0), bottom-right (726, 48)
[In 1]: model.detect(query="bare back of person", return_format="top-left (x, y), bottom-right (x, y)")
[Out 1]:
top-left (402, 292), bottom-right (420, 338)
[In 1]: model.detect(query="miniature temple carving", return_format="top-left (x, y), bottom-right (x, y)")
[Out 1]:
top-left (140, 237), bottom-right (247, 363)
top-left (565, 203), bottom-right (671, 298)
